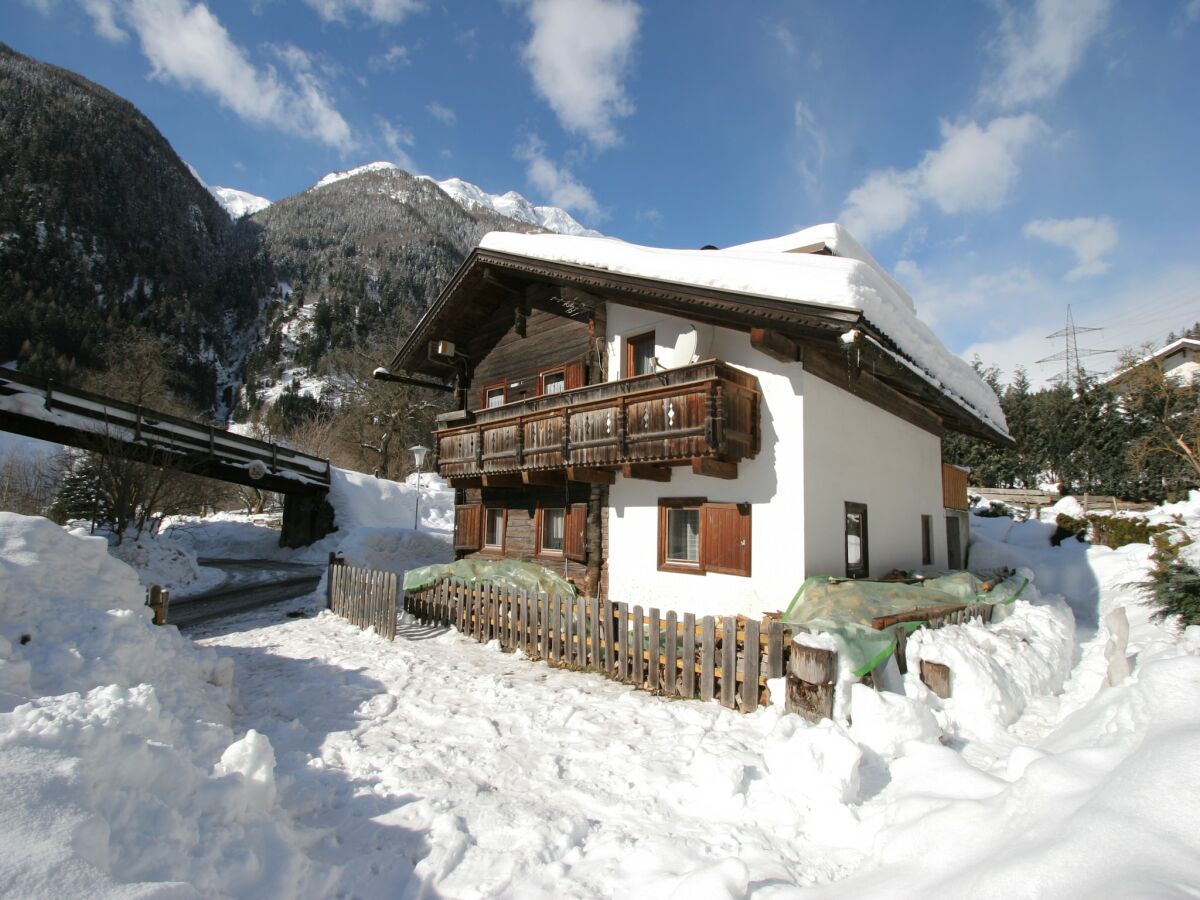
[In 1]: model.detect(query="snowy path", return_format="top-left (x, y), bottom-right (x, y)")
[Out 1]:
top-left (198, 610), bottom-right (860, 898)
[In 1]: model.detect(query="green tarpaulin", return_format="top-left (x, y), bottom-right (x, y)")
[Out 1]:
top-left (403, 558), bottom-right (577, 598)
top-left (782, 572), bottom-right (1028, 677)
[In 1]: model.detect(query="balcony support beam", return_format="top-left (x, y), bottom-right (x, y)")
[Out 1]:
top-left (522, 470), bottom-right (564, 486)
top-left (566, 466), bottom-right (616, 485)
top-left (482, 473), bottom-right (524, 488)
top-left (621, 464), bottom-right (672, 482)
top-left (692, 457), bottom-right (737, 480)
top-left (448, 476), bottom-right (483, 488)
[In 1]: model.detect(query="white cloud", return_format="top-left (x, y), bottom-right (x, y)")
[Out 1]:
top-left (770, 22), bottom-right (797, 57)
top-left (985, 0), bottom-right (1112, 108)
top-left (895, 258), bottom-right (1040, 328)
top-left (793, 98), bottom-right (828, 194)
top-left (426, 101), bottom-right (456, 126)
top-left (516, 135), bottom-right (603, 220)
top-left (521, 0), bottom-right (641, 150)
top-left (81, 0), bottom-right (127, 41)
top-left (377, 117), bottom-right (415, 170)
top-left (21, 0), bottom-right (57, 14)
top-left (1172, 0), bottom-right (1200, 33)
top-left (85, 0), bottom-right (355, 150)
top-left (839, 114), bottom-right (1046, 242)
top-left (304, 0), bottom-right (424, 25)
top-left (368, 44), bottom-right (411, 72)
top-left (1024, 216), bottom-right (1118, 279)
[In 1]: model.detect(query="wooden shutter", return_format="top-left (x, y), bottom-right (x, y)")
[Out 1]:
top-left (454, 503), bottom-right (483, 551)
top-left (702, 502), bottom-right (751, 576)
top-left (564, 503), bottom-right (587, 562)
top-left (565, 359), bottom-right (587, 390)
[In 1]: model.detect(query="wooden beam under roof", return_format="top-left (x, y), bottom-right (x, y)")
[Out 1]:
top-left (621, 464), bottom-right (672, 482)
top-left (691, 457), bottom-right (737, 479)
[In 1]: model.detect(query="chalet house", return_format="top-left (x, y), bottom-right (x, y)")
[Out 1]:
top-left (386, 224), bottom-right (1010, 619)
top-left (1109, 337), bottom-right (1200, 391)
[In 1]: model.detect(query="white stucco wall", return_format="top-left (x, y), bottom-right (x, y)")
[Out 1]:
top-left (801, 373), bottom-right (946, 578)
top-left (603, 303), bottom-right (945, 619)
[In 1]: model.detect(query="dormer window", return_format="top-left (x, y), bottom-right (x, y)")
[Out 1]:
top-left (541, 370), bottom-right (566, 394)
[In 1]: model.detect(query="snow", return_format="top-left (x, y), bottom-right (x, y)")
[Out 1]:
top-left (428, 176), bottom-right (603, 237)
top-left (312, 160), bottom-right (400, 189)
top-left (3, 471), bottom-right (1200, 895)
top-left (478, 227), bottom-right (1008, 437)
top-left (211, 186), bottom-right (271, 219)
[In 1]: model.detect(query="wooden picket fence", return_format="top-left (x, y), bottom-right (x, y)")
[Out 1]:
top-left (326, 556), bottom-right (399, 640)
top-left (404, 578), bottom-right (792, 712)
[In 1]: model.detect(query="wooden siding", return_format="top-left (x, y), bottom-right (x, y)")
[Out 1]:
top-left (467, 306), bottom-right (593, 413)
top-left (942, 463), bottom-right (969, 510)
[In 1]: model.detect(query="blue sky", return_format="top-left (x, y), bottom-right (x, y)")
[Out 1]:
top-left (8, 0), bottom-right (1200, 384)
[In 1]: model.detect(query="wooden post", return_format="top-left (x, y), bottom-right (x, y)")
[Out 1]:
top-left (720, 616), bottom-right (737, 709)
top-left (602, 599), bottom-right (614, 674)
top-left (647, 608), bottom-right (661, 691)
top-left (682, 613), bottom-right (696, 699)
top-left (664, 610), bottom-right (678, 697)
top-left (700, 616), bottom-right (715, 701)
top-left (742, 618), bottom-right (760, 710)
top-left (632, 605), bottom-right (645, 685)
top-left (920, 660), bottom-right (952, 699)
top-left (617, 603), bottom-right (629, 681)
top-left (588, 596), bottom-right (600, 669)
top-left (786, 644), bottom-right (837, 723)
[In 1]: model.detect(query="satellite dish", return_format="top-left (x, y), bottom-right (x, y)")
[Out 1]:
top-left (672, 327), bottom-right (700, 368)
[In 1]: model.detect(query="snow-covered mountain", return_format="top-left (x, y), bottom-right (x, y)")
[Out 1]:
top-left (429, 176), bottom-right (602, 237)
top-left (309, 162), bottom-right (600, 237)
top-left (211, 186), bottom-right (271, 219)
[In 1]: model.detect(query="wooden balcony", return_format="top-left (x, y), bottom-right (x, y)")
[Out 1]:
top-left (436, 360), bottom-right (761, 483)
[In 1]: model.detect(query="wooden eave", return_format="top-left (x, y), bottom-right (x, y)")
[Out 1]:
top-left (390, 248), bottom-right (1012, 447)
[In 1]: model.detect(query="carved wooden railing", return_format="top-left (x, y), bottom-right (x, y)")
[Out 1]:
top-left (435, 360), bottom-right (760, 478)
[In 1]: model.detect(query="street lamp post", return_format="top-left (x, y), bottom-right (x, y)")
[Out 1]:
top-left (410, 444), bottom-right (429, 530)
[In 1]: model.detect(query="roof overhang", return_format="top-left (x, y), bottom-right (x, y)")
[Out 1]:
top-left (389, 248), bottom-right (1012, 447)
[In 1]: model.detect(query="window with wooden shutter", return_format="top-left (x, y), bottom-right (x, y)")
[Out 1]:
top-left (658, 498), bottom-right (751, 577)
top-left (454, 503), bottom-right (483, 551)
top-left (702, 502), bottom-right (751, 577)
top-left (564, 503), bottom-right (587, 561)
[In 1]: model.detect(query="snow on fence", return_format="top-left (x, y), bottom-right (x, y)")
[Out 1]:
top-left (404, 578), bottom-right (792, 712)
top-left (326, 556), bottom-right (399, 640)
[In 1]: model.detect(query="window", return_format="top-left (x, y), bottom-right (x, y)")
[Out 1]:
top-left (540, 507), bottom-right (565, 553)
top-left (541, 370), bottom-right (566, 395)
top-left (484, 508), bottom-right (505, 550)
top-left (845, 502), bottom-right (869, 579)
top-left (626, 331), bottom-right (656, 377)
top-left (921, 514), bottom-right (933, 566)
top-left (658, 498), bottom-right (751, 576)
top-left (666, 507), bottom-right (701, 566)
top-left (483, 384), bottom-right (506, 408)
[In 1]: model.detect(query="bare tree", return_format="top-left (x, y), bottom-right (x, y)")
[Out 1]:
top-left (1118, 348), bottom-right (1200, 492)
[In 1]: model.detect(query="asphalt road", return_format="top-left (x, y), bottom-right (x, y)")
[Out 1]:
top-left (171, 558), bottom-right (324, 629)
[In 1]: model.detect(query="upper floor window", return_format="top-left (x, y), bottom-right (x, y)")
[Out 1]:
top-left (626, 331), bottom-right (656, 377)
top-left (483, 384), bottom-right (506, 408)
top-left (541, 369), bottom-right (566, 395)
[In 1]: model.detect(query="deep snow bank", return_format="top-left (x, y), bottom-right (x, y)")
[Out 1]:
top-left (0, 513), bottom-right (318, 897)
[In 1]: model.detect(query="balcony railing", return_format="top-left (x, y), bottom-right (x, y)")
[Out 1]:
top-left (435, 360), bottom-right (760, 480)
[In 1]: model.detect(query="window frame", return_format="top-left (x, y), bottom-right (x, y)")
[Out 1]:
top-left (657, 497), bottom-right (751, 577)
top-left (480, 382), bottom-right (507, 409)
top-left (845, 501), bottom-right (869, 579)
top-left (920, 514), bottom-right (933, 567)
top-left (625, 330), bottom-right (656, 378)
top-left (536, 506), bottom-right (566, 556)
top-left (483, 507), bottom-right (506, 553)
top-left (658, 498), bottom-right (705, 574)
top-left (539, 367), bottom-right (567, 396)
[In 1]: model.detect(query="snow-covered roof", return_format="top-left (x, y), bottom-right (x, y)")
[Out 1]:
top-left (478, 225), bottom-right (1008, 439)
